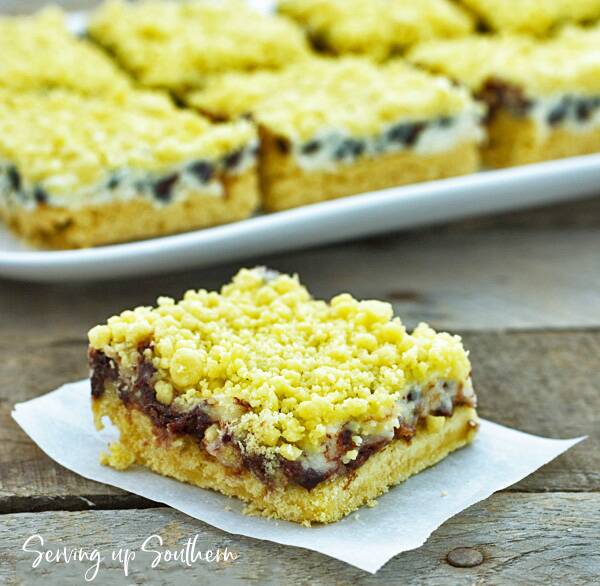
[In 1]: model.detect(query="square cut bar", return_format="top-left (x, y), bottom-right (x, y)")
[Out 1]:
top-left (88, 267), bottom-right (479, 525)
top-left (0, 89), bottom-right (259, 248)
top-left (0, 7), bottom-right (131, 95)
top-left (187, 58), bottom-right (483, 211)
top-left (458, 0), bottom-right (600, 36)
top-left (88, 0), bottom-right (310, 94)
top-left (408, 29), bottom-right (600, 168)
top-left (277, 0), bottom-right (474, 60)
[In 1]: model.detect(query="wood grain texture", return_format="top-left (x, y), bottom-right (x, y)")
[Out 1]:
top-left (1, 223), bottom-right (600, 335)
top-left (1, 494), bottom-right (598, 585)
top-left (1, 330), bottom-right (598, 512)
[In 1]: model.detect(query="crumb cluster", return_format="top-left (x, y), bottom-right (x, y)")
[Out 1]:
top-left (408, 29), bottom-right (600, 95)
top-left (0, 8), bottom-right (130, 95)
top-left (89, 0), bottom-right (310, 92)
top-left (459, 0), bottom-right (600, 35)
top-left (278, 0), bottom-right (474, 59)
top-left (188, 58), bottom-right (478, 141)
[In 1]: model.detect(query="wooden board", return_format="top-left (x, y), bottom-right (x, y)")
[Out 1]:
top-left (2, 494), bottom-right (599, 585)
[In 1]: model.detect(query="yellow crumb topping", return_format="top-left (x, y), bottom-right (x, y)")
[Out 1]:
top-left (89, 268), bottom-right (471, 455)
top-left (89, 0), bottom-right (310, 92)
top-left (459, 0), bottom-right (600, 35)
top-left (0, 88), bottom-right (255, 195)
top-left (408, 32), bottom-right (600, 96)
top-left (278, 0), bottom-right (474, 60)
top-left (187, 58), bottom-right (477, 141)
top-left (0, 7), bottom-right (130, 95)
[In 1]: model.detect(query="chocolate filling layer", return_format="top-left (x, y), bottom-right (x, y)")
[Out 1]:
top-left (90, 347), bottom-right (474, 490)
top-left (477, 77), bottom-right (533, 121)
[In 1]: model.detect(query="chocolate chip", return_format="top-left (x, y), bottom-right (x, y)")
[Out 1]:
top-left (334, 139), bottom-right (365, 160)
top-left (575, 99), bottom-right (594, 122)
top-left (7, 165), bottom-right (21, 191)
top-left (406, 389), bottom-right (420, 402)
top-left (153, 173), bottom-right (178, 202)
top-left (107, 174), bottom-right (121, 189)
top-left (477, 78), bottom-right (532, 119)
top-left (387, 122), bottom-right (425, 146)
top-left (438, 116), bottom-right (454, 128)
top-left (88, 349), bottom-right (118, 399)
top-left (188, 160), bottom-right (213, 183)
top-left (446, 547), bottom-right (484, 568)
top-left (547, 100), bottom-right (569, 126)
top-left (223, 150), bottom-right (242, 170)
top-left (33, 186), bottom-right (48, 204)
top-left (275, 137), bottom-right (290, 154)
top-left (301, 140), bottom-right (321, 155)
top-left (279, 459), bottom-right (330, 490)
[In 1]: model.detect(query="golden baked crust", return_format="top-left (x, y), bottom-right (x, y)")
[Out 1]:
top-left (94, 389), bottom-right (478, 524)
top-left (483, 110), bottom-right (600, 168)
top-left (459, 0), bottom-right (600, 35)
top-left (89, 0), bottom-right (310, 92)
top-left (259, 130), bottom-right (480, 211)
top-left (278, 0), bottom-right (474, 60)
top-left (0, 171), bottom-right (258, 249)
top-left (0, 7), bottom-right (131, 95)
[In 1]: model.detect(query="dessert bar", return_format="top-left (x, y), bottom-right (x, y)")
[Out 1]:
top-left (188, 58), bottom-right (483, 211)
top-left (0, 89), bottom-right (258, 248)
top-left (409, 31), bottom-right (600, 168)
top-left (89, 0), bottom-right (310, 94)
top-left (277, 0), bottom-right (474, 60)
top-left (459, 0), bottom-right (600, 35)
top-left (89, 267), bottom-right (479, 524)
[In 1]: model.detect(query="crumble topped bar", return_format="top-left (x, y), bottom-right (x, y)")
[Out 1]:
top-left (89, 268), bottom-right (476, 494)
top-left (408, 32), bottom-right (600, 133)
top-left (459, 0), bottom-right (600, 35)
top-left (187, 58), bottom-right (484, 169)
top-left (0, 7), bottom-right (131, 95)
top-left (277, 0), bottom-right (474, 59)
top-left (0, 88), bottom-right (257, 209)
top-left (89, 0), bottom-right (310, 92)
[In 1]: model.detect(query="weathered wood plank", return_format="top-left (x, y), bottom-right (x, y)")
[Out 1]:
top-left (0, 330), bottom-right (597, 511)
top-left (2, 225), bottom-right (600, 335)
top-left (1, 494), bottom-right (598, 585)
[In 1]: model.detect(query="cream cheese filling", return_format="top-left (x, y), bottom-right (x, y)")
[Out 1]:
top-left (529, 94), bottom-right (600, 138)
top-left (290, 108), bottom-right (484, 172)
top-left (0, 140), bottom-right (257, 210)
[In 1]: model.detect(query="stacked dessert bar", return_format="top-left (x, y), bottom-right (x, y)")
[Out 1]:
top-left (0, 8), bottom-right (260, 248)
top-left (187, 58), bottom-right (484, 210)
top-left (0, 89), bottom-right (258, 248)
top-left (89, 268), bottom-right (479, 524)
top-left (408, 28), bottom-right (600, 167)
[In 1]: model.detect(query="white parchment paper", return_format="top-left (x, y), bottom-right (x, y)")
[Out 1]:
top-left (12, 380), bottom-right (584, 573)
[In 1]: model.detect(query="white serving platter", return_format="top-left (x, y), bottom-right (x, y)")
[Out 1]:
top-left (1, 153), bottom-right (600, 282)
